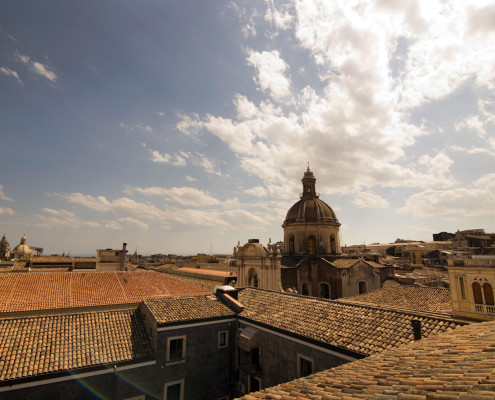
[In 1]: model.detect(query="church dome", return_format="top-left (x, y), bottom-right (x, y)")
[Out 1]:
top-left (283, 167), bottom-right (339, 225)
top-left (284, 197), bottom-right (338, 224)
top-left (13, 234), bottom-right (32, 258)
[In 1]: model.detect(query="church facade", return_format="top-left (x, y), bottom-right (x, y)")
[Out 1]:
top-left (235, 167), bottom-right (390, 299)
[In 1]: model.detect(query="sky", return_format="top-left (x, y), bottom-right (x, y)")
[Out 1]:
top-left (1, 0), bottom-right (494, 256)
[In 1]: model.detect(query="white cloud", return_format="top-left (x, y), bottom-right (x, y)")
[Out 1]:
top-left (120, 123), bottom-right (153, 133)
top-left (247, 49), bottom-right (291, 101)
top-left (15, 52), bottom-right (30, 64)
top-left (15, 51), bottom-right (57, 83)
top-left (104, 221), bottom-right (123, 230)
top-left (186, 176), bottom-right (197, 182)
top-left (264, 0), bottom-right (293, 31)
top-left (176, 0), bottom-right (495, 198)
top-left (53, 192), bottom-right (167, 220)
top-left (176, 112), bottom-right (203, 135)
top-left (31, 62), bottom-right (57, 82)
top-left (229, 2), bottom-right (258, 38)
top-left (190, 152), bottom-right (222, 176)
top-left (244, 186), bottom-right (268, 197)
top-left (0, 185), bottom-right (13, 201)
top-left (352, 192), bottom-right (389, 208)
top-left (149, 150), bottom-right (186, 166)
top-left (0, 66), bottom-right (22, 85)
top-left (397, 173), bottom-right (495, 220)
top-left (0, 207), bottom-right (15, 215)
top-left (36, 209), bottom-right (100, 229)
top-left (118, 217), bottom-right (149, 230)
top-left (123, 185), bottom-right (235, 207)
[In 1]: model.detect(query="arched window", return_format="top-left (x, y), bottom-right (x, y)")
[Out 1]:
top-left (472, 282), bottom-right (483, 304)
top-left (289, 235), bottom-right (294, 253)
top-left (319, 283), bottom-right (330, 299)
top-left (301, 282), bottom-right (311, 296)
top-left (358, 280), bottom-right (367, 294)
top-left (308, 235), bottom-right (316, 255)
top-left (484, 283), bottom-right (494, 306)
top-left (248, 268), bottom-right (259, 288)
top-left (330, 234), bottom-right (336, 254)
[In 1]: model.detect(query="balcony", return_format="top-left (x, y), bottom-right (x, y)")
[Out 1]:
top-left (475, 304), bottom-right (495, 315)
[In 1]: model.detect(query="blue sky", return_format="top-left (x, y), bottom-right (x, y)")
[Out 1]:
top-left (1, 0), bottom-right (494, 256)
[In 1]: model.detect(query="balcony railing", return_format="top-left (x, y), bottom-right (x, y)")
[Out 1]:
top-left (475, 304), bottom-right (495, 315)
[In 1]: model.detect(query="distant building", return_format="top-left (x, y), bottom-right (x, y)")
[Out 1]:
top-left (158, 266), bottom-right (237, 291)
top-left (433, 231), bottom-right (454, 241)
top-left (452, 229), bottom-right (495, 249)
top-left (0, 234), bottom-right (11, 259)
top-left (12, 234), bottom-right (32, 260)
top-left (96, 242), bottom-right (129, 271)
top-left (235, 167), bottom-right (390, 298)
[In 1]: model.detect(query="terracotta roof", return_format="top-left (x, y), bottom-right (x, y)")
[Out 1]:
top-left (237, 320), bottom-right (495, 400)
top-left (326, 258), bottom-right (357, 269)
top-left (0, 271), bottom-right (209, 314)
top-left (144, 295), bottom-right (235, 325)
top-left (172, 267), bottom-right (237, 278)
top-left (237, 288), bottom-right (463, 356)
top-left (339, 281), bottom-right (453, 315)
top-left (0, 309), bottom-right (153, 382)
top-left (30, 256), bottom-right (96, 263)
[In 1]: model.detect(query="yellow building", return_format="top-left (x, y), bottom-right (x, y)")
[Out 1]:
top-left (447, 257), bottom-right (495, 321)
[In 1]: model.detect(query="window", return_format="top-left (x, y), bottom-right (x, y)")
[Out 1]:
top-left (248, 268), bottom-right (259, 288)
top-left (319, 283), bottom-right (330, 299)
top-left (248, 375), bottom-right (261, 392)
top-left (167, 336), bottom-right (186, 365)
top-left (218, 331), bottom-right (228, 349)
top-left (358, 280), bottom-right (367, 294)
top-left (297, 354), bottom-right (314, 377)
top-left (473, 282), bottom-right (483, 304)
top-left (251, 348), bottom-right (259, 365)
top-left (308, 235), bottom-right (316, 255)
top-left (484, 283), bottom-right (494, 306)
top-left (330, 234), bottom-right (336, 254)
top-left (164, 380), bottom-right (184, 400)
top-left (301, 282), bottom-right (311, 296)
top-left (289, 235), bottom-right (294, 253)
top-left (459, 277), bottom-right (466, 299)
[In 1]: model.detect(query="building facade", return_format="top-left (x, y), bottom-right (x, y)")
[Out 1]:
top-left (447, 257), bottom-right (495, 321)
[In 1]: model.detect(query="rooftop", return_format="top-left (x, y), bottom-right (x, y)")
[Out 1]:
top-left (237, 288), bottom-right (463, 356)
top-left (339, 281), bottom-right (453, 316)
top-left (237, 319), bottom-right (495, 400)
top-left (163, 266), bottom-right (236, 278)
top-left (0, 271), bottom-right (209, 314)
top-left (144, 295), bottom-right (235, 325)
top-left (0, 308), bottom-right (153, 382)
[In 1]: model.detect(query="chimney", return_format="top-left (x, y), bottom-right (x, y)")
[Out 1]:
top-left (215, 286), bottom-right (244, 313)
top-left (121, 242), bottom-right (127, 271)
top-left (411, 319), bottom-right (421, 340)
